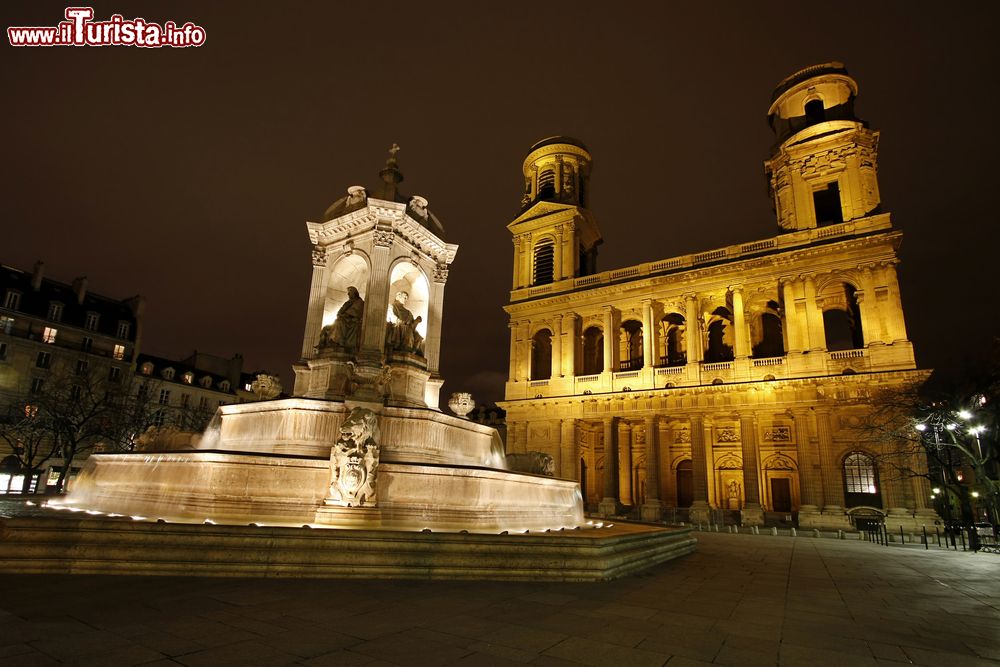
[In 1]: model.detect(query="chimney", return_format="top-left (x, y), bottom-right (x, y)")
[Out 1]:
top-left (31, 261), bottom-right (44, 291)
top-left (72, 276), bottom-right (88, 304)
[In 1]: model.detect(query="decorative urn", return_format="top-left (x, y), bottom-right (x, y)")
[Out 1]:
top-left (448, 392), bottom-right (475, 419)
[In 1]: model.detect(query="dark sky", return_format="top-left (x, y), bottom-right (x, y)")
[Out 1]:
top-left (3, 2), bottom-right (998, 405)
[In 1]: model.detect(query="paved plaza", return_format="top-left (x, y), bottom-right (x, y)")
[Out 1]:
top-left (0, 530), bottom-right (997, 666)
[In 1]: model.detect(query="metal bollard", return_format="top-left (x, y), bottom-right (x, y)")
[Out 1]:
top-left (790, 527), bottom-right (797, 537)
top-left (922, 526), bottom-right (928, 550)
top-left (813, 528), bottom-right (820, 538)
top-left (771, 527), bottom-right (778, 536)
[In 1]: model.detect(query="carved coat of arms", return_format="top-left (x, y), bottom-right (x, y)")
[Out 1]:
top-left (327, 407), bottom-right (381, 507)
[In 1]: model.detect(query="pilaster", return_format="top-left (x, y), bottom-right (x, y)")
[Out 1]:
top-left (640, 415), bottom-right (663, 521)
top-left (739, 413), bottom-right (764, 526)
top-left (598, 416), bottom-right (621, 516)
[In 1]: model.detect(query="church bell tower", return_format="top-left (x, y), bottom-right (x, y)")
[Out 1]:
top-left (508, 137), bottom-right (602, 291)
top-left (765, 63), bottom-right (882, 232)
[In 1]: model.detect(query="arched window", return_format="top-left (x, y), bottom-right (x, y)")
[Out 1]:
top-left (705, 307), bottom-right (734, 362)
top-left (140, 362), bottom-right (153, 376)
top-left (660, 313), bottom-right (686, 366)
top-left (582, 326), bottom-right (603, 375)
top-left (805, 98), bottom-right (825, 124)
top-left (162, 368), bottom-right (175, 381)
top-left (537, 169), bottom-right (555, 199)
top-left (533, 240), bottom-right (555, 286)
top-left (753, 305), bottom-right (785, 358)
top-left (530, 329), bottom-right (552, 381)
top-left (843, 452), bottom-right (881, 508)
top-left (823, 284), bottom-right (863, 351)
top-left (619, 320), bottom-right (643, 371)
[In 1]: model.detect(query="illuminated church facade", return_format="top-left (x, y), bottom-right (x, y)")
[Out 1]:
top-left (499, 63), bottom-right (936, 530)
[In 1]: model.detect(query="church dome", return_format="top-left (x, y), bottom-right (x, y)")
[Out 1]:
top-left (767, 62), bottom-right (861, 146)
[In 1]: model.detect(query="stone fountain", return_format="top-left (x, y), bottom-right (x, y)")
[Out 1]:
top-left (0, 148), bottom-right (695, 579)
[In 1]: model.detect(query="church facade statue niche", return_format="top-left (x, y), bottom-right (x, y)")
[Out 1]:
top-left (385, 290), bottom-right (424, 356)
top-left (318, 286), bottom-right (365, 353)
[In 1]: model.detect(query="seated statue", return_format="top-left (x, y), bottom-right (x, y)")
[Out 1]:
top-left (319, 286), bottom-right (364, 352)
top-left (385, 290), bottom-right (424, 355)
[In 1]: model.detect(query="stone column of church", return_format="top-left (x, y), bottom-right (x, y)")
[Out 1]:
top-left (642, 299), bottom-right (654, 369)
top-left (640, 415), bottom-right (663, 520)
top-left (300, 247), bottom-right (330, 358)
top-left (685, 293), bottom-right (701, 363)
top-left (661, 423), bottom-right (677, 507)
top-left (551, 314), bottom-right (562, 379)
top-left (560, 418), bottom-right (577, 480)
top-left (793, 408), bottom-right (824, 514)
top-left (602, 306), bottom-right (615, 373)
top-left (598, 416), bottom-right (620, 516)
top-left (689, 414), bottom-right (711, 524)
top-left (520, 235), bottom-right (532, 289)
top-left (520, 322), bottom-right (532, 382)
top-left (508, 320), bottom-right (519, 382)
top-left (425, 266), bottom-right (447, 375)
top-left (731, 286), bottom-right (749, 358)
top-left (781, 278), bottom-right (802, 354)
top-left (739, 414), bottom-right (764, 525)
top-left (619, 421), bottom-right (633, 505)
top-left (360, 232), bottom-right (393, 357)
top-left (511, 236), bottom-right (522, 290)
top-left (856, 265), bottom-right (881, 346)
top-left (815, 408), bottom-right (844, 513)
top-left (563, 313), bottom-right (577, 377)
top-left (802, 274), bottom-right (826, 351)
top-left (883, 261), bottom-right (909, 342)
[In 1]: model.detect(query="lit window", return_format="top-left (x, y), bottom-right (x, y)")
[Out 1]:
top-left (244, 382), bottom-right (253, 391)
top-left (75, 359), bottom-right (89, 375)
top-left (85, 313), bottom-right (99, 331)
top-left (844, 453), bottom-right (878, 494)
top-left (3, 291), bottom-right (21, 310)
top-left (183, 372), bottom-right (194, 384)
top-left (81, 336), bottom-right (93, 352)
top-left (116, 321), bottom-right (130, 339)
top-left (24, 404), bottom-right (38, 418)
top-left (30, 377), bottom-right (44, 393)
top-left (42, 327), bottom-right (57, 344)
top-left (113, 345), bottom-right (125, 361)
top-left (0, 316), bottom-right (13, 334)
top-left (158, 389), bottom-right (171, 405)
top-left (163, 368), bottom-right (175, 381)
top-left (108, 367), bottom-right (121, 383)
top-left (47, 303), bottom-right (63, 321)
top-left (140, 362), bottom-right (153, 375)
top-left (35, 351), bottom-right (51, 369)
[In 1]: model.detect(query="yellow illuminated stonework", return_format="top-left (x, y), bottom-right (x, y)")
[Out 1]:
top-left (499, 64), bottom-right (936, 531)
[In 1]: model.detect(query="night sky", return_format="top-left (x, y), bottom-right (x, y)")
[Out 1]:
top-left (3, 2), bottom-right (998, 405)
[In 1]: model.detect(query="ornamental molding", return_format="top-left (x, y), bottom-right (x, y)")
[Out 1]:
top-left (311, 245), bottom-right (328, 267)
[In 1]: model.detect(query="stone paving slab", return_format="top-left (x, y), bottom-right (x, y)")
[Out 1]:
top-left (0, 532), bottom-right (997, 665)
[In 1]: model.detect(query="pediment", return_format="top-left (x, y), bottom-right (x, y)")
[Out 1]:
top-left (508, 201), bottom-right (578, 228)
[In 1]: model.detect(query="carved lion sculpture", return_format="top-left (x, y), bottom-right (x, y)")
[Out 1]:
top-left (327, 407), bottom-right (381, 507)
top-left (505, 451), bottom-right (555, 477)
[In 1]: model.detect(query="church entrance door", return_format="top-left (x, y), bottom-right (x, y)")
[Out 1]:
top-left (770, 478), bottom-right (792, 512)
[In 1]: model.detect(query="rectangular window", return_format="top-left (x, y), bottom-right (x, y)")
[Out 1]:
top-left (180, 393), bottom-right (190, 407)
top-left (244, 382), bottom-right (253, 391)
top-left (198, 396), bottom-right (209, 409)
top-left (153, 409), bottom-right (166, 427)
top-left (113, 344), bottom-right (125, 361)
top-left (812, 181), bottom-right (844, 226)
top-left (47, 303), bottom-right (63, 321)
top-left (116, 321), bottom-right (130, 339)
top-left (0, 342), bottom-right (6, 360)
top-left (36, 351), bottom-right (51, 369)
top-left (158, 389), bottom-right (171, 405)
top-left (0, 316), bottom-right (13, 334)
top-left (30, 377), bottom-right (44, 393)
top-left (75, 359), bottom-right (89, 375)
top-left (3, 291), bottom-right (21, 310)
top-left (81, 336), bottom-right (93, 352)
top-left (108, 366), bottom-right (121, 383)
top-left (85, 312), bottom-right (99, 331)
top-left (42, 327), bottom-right (57, 344)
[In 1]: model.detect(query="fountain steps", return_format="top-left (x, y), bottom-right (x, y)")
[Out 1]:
top-left (0, 516), bottom-right (695, 582)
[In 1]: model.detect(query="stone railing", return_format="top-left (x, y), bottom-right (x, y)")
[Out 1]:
top-left (702, 361), bottom-right (734, 372)
top-left (511, 214), bottom-right (891, 302)
top-left (829, 349), bottom-right (865, 360)
top-left (752, 356), bottom-right (785, 367)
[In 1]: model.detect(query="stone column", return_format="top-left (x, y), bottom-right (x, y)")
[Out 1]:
top-left (360, 229), bottom-right (394, 356)
top-left (731, 286), bottom-right (749, 358)
top-left (802, 274), bottom-right (825, 352)
top-left (425, 264), bottom-right (447, 375)
top-left (520, 234), bottom-right (532, 289)
top-left (685, 293), bottom-right (701, 363)
top-left (781, 278), bottom-right (801, 354)
top-left (689, 414), bottom-right (711, 524)
top-left (793, 409), bottom-right (824, 514)
top-left (739, 414), bottom-right (764, 526)
top-left (520, 322), bottom-right (532, 382)
top-left (602, 306), bottom-right (615, 373)
top-left (641, 415), bottom-right (663, 521)
top-left (511, 236), bottom-right (521, 290)
top-left (856, 264), bottom-right (880, 346)
top-left (560, 418), bottom-right (578, 480)
top-left (508, 320), bottom-right (519, 382)
top-left (551, 314), bottom-right (562, 379)
top-left (300, 247), bottom-right (330, 358)
top-left (563, 313), bottom-right (577, 377)
top-left (598, 416), bottom-right (620, 516)
top-left (641, 299), bottom-right (653, 369)
top-left (883, 262), bottom-right (909, 342)
top-left (815, 408), bottom-right (844, 513)
top-left (619, 421), bottom-right (633, 505)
